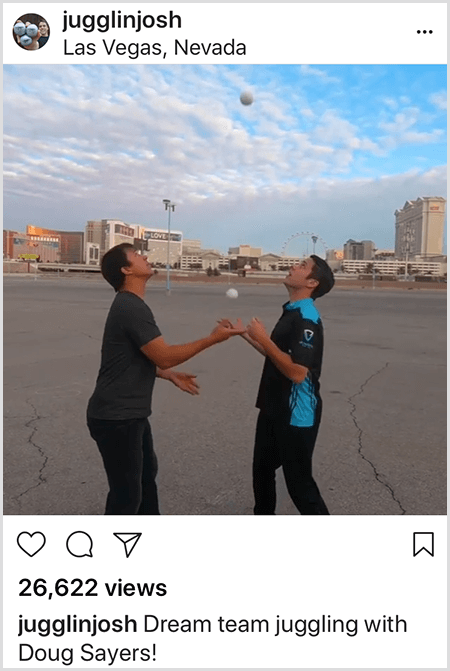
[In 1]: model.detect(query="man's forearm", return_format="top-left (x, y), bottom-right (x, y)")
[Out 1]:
top-left (240, 332), bottom-right (266, 355)
top-left (259, 337), bottom-right (308, 383)
top-left (156, 367), bottom-right (175, 380)
top-left (158, 335), bottom-right (220, 369)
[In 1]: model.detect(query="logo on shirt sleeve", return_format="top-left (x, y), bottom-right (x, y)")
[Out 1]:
top-left (300, 328), bottom-right (314, 348)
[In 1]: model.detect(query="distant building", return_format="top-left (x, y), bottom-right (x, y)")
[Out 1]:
top-left (3, 228), bottom-right (60, 262)
top-left (228, 244), bottom-right (263, 257)
top-left (182, 239), bottom-right (202, 253)
top-left (343, 239), bottom-right (375, 260)
top-left (259, 254), bottom-right (317, 271)
top-left (227, 244), bottom-right (263, 270)
top-left (133, 237), bottom-right (148, 255)
top-left (259, 253), bottom-right (283, 271)
top-left (84, 220), bottom-right (183, 266)
top-left (25, 226), bottom-right (84, 263)
top-left (326, 249), bottom-right (344, 261)
top-left (395, 197), bottom-right (446, 260)
top-left (86, 243), bottom-right (100, 265)
top-left (422, 254), bottom-right (447, 263)
top-left (85, 220), bottom-right (117, 260)
top-left (180, 248), bottom-right (225, 271)
top-left (85, 219), bottom-right (135, 261)
top-left (58, 231), bottom-right (84, 264)
top-left (142, 227), bottom-right (183, 267)
top-left (85, 220), bottom-right (103, 249)
top-left (342, 258), bottom-right (446, 277)
top-left (374, 249), bottom-right (395, 259)
top-left (3, 230), bottom-right (14, 259)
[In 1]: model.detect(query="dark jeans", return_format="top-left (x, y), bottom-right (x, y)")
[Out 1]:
top-left (253, 406), bottom-right (329, 515)
top-left (87, 416), bottom-right (160, 515)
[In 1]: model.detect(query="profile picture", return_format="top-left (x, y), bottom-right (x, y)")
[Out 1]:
top-left (13, 14), bottom-right (50, 51)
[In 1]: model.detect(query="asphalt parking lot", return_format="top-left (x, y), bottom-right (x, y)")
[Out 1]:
top-left (3, 276), bottom-right (447, 515)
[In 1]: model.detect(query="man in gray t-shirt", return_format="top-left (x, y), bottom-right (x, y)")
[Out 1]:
top-left (87, 243), bottom-right (244, 515)
top-left (87, 291), bottom-right (162, 421)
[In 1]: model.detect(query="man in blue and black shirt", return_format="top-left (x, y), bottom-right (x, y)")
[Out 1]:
top-left (242, 255), bottom-right (334, 515)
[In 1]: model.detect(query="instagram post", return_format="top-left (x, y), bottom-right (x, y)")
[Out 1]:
top-left (2, 2), bottom-right (447, 669)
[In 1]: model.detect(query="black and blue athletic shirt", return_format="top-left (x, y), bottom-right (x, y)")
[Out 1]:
top-left (255, 298), bottom-right (324, 428)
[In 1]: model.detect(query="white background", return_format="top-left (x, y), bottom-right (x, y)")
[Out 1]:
top-left (2, 3), bottom-right (447, 669)
top-left (3, 3), bottom-right (447, 64)
top-left (3, 516), bottom-right (447, 668)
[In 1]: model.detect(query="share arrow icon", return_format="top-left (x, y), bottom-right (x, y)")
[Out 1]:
top-left (113, 533), bottom-right (142, 558)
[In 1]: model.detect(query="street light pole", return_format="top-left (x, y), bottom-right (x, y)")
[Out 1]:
top-left (7, 230), bottom-right (11, 274)
top-left (162, 199), bottom-right (176, 295)
top-left (372, 248), bottom-right (377, 290)
top-left (404, 229), bottom-right (410, 281)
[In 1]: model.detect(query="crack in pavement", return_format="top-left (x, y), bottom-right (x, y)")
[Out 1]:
top-left (80, 332), bottom-right (101, 341)
top-left (5, 383), bottom-right (42, 391)
top-left (347, 362), bottom-right (406, 515)
top-left (12, 399), bottom-right (49, 503)
top-left (4, 415), bottom-right (37, 419)
top-left (57, 324), bottom-right (101, 341)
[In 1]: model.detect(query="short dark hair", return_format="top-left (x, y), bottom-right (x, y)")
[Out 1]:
top-left (101, 243), bottom-right (135, 291)
top-left (308, 255), bottom-right (335, 299)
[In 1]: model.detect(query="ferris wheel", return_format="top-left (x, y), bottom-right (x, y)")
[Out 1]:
top-left (281, 232), bottom-right (328, 259)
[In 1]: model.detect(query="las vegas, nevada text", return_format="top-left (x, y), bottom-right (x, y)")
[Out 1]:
top-left (64, 38), bottom-right (247, 59)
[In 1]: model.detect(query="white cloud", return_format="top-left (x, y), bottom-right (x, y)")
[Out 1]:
top-left (313, 111), bottom-right (380, 156)
top-left (3, 65), bottom-right (446, 252)
top-left (429, 91), bottom-right (447, 110)
top-left (299, 65), bottom-right (340, 83)
top-left (379, 110), bottom-right (444, 148)
top-left (401, 130), bottom-right (444, 144)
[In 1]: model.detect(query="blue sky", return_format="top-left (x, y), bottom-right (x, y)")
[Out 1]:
top-left (3, 64), bottom-right (447, 255)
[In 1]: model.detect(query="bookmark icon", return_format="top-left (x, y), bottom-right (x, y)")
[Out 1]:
top-left (413, 532), bottom-right (434, 557)
top-left (113, 533), bottom-right (142, 558)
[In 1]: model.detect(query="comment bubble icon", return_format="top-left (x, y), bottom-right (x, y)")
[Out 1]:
top-left (66, 531), bottom-right (93, 558)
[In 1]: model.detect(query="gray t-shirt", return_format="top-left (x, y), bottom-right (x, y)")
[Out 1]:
top-left (87, 291), bottom-right (162, 420)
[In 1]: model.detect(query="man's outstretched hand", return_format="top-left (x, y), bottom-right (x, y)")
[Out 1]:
top-left (211, 318), bottom-right (246, 341)
top-left (217, 317), bottom-right (268, 355)
top-left (218, 317), bottom-right (269, 343)
top-left (246, 317), bottom-right (269, 344)
top-left (169, 371), bottom-right (200, 395)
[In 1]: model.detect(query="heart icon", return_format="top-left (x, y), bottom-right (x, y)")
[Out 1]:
top-left (17, 532), bottom-right (46, 557)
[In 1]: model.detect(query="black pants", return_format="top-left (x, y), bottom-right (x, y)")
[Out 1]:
top-left (253, 406), bottom-right (329, 515)
top-left (87, 417), bottom-right (160, 515)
